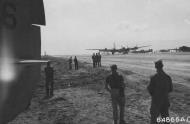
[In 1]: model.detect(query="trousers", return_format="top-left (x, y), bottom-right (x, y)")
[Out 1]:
top-left (46, 80), bottom-right (54, 96)
top-left (150, 103), bottom-right (170, 124)
top-left (111, 89), bottom-right (125, 122)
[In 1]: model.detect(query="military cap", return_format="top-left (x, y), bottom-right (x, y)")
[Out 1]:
top-left (155, 60), bottom-right (163, 69)
top-left (110, 64), bottom-right (117, 70)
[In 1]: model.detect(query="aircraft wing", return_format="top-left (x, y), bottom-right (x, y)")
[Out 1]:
top-left (86, 49), bottom-right (113, 52)
top-left (15, 59), bottom-right (50, 64)
top-left (136, 45), bottom-right (151, 49)
top-left (86, 49), bottom-right (103, 50)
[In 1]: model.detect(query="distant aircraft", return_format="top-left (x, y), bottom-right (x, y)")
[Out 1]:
top-left (86, 48), bottom-right (119, 55)
top-left (0, 0), bottom-right (46, 123)
top-left (118, 45), bottom-right (151, 54)
top-left (159, 46), bottom-right (190, 53)
top-left (86, 43), bottom-right (119, 55)
top-left (87, 43), bottom-right (151, 54)
top-left (131, 49), bottom-right (153, 53)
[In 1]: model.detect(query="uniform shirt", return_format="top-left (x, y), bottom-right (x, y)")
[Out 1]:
top-left (99, 55), bottom-right (101, 60)
top-left (92, 55), bottom-right (95, 61)
top-left (69, 58), bottom-right (72, 64)
top-left (147, 71), bottom-right (173, 106)
top-left (45, 67), bottom-right (54, 80)
top-left (106, 73), bottom-right (125, 97)
top-left (74, 58), bottom-right (78, 63)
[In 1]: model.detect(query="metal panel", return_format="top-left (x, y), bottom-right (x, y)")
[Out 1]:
top-left (0, 0), bottom-right (45, 123)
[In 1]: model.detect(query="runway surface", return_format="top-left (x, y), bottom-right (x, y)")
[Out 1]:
top-left (77, 52), bottom-right (190, 87)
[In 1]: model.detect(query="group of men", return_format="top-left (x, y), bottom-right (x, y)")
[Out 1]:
top-left (44, 58), bottom-right (173, 124)
top-left (44, 56), bottom-right (79, 97)
top-left (105, 60), bottom-right (173, 124)
top-left (69, 56), bottom-right (78, 70)
top-left (92, 53), bottom-right (102, 68)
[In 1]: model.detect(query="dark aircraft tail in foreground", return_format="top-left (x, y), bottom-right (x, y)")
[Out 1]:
top-left (0, 0), bottom-right (46, 123)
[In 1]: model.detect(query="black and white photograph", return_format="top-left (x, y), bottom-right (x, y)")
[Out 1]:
top-left (0, 0), bottom-right (190, 124)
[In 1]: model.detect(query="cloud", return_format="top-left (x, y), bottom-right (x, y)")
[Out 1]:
top-left (184, 19), bottom-right (190, 25)
top-left (116, 21), bottom-right (149, 32)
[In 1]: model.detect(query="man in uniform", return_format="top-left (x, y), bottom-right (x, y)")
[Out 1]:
top-left (92, 53), bottom-right (96, 68)
top-left (97, 53), bottom-right (100, 67)
top-left (74, 56), bottom-right (78, 70)
top-left (105, 64), bottom-right (126, 124)
top-left (98, 53), bottom-right (102, 67)
top-left (69, 57), bottom-right (72, 70)
top-left (147, 60), bottom-right (173, 124)
top-left (45, 62), bottom-right (54, 97)
top-left (95, 53), bottom-right (98, 67)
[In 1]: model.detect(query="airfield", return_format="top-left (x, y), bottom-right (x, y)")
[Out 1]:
top-left (78, 52), bottom-right (190, 87)
top-left (9, 53), bottom-right (190, 124)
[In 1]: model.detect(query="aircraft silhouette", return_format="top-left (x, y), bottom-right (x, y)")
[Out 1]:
top-left (87, 43), bottom-right (151, 54)
top-left (131, 49), bottom-right (153, 53)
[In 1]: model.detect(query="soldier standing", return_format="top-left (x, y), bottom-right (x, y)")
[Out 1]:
top-left (92, 53), bottom-right (96, 68)
top-left (98, 53), bottom-right (102, 67)
top-left (147, 60), bottom-right (173, 124)
top-left (74, 56), bottom-right (78, 70)
top-left (69, 57), bottom-right (72, 70)
top-left (105, 65), bottom-right (126, 124)
top-left (95, 53), bottom-right (98, 67)
top-left (45, 62), bottom-right (54, 97)
top-left (97, 53), bottom-right (100, 67)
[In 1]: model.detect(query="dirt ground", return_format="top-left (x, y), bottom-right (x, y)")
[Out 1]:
top-left (9, 56), bottom-right (190, 124)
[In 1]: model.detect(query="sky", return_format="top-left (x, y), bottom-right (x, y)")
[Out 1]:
top-left (41, 0), bottom-right (190, 55)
